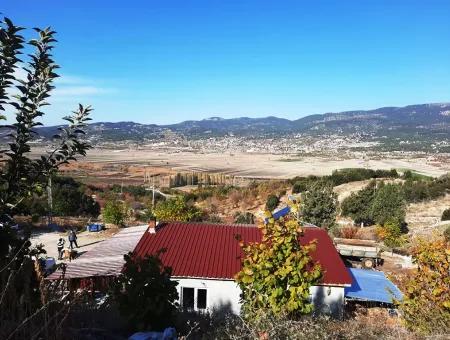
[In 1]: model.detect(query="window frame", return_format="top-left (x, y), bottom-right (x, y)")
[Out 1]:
top-left (180, 286), bottom-right (208, 311)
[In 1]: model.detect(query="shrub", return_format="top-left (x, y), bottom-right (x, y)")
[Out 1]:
top-left (370, 183), bottom-right (406, 225)
top-left (375, 219), bottom-right (405, 248)
top-left (234, 212), bottom-right (255, 224)
top-left (110, 252), bottom-right (179, 331)
top-left (399, 236), bottom-right (450, 335)
top-left (340, 180), bottom-right (376, 226)
top-left (444, 226), bottom-right (450, 242)
top-left (265, 194), bottom-right (279, 211)
top-left (103, 199), bottom-right (130, 226)
top-left (441, 208), bottom-right (450, 221)
top-left (301, 181), bottom-right (337, 230)
top-left (153, 196), bottom-right (201, 222)
top-left (330, 168), bottom-right (398, 186)
top-left (203, 214), bottom-right (223, 223)
top-left (236, 218), bottom-right (321, 318)
top-left (339, 226), bottom-right (359, 239)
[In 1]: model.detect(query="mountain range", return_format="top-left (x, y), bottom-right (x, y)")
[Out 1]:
top-left (37, 103), bottom-right (450, 142)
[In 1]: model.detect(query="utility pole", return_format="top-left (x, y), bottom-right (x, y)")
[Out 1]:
top-left (151, 175), bottom-right (155, 208)
top-left (47, 175), bottom-right (53, 225)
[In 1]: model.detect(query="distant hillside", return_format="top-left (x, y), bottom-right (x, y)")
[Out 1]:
top-left (37, 103), bottom-right (450, 142)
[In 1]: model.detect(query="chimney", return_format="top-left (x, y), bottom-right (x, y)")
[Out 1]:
top-left (148, 219), bottom-right (158, 234)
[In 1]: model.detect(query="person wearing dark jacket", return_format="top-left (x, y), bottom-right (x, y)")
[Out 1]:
top-left (57, 238), bottom-right (65, 260)
top-left (68, 229), bottom-right (79, 249)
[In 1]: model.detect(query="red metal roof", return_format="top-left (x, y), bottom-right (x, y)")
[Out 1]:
top-left (133, 222), bottom-right (352, 286)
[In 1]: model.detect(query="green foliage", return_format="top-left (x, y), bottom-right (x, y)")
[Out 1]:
top-left (329, 168), bottom-right (398, 186)
top-left (376, 219), bottom-right (405, 248)
top-left (291, 176), bottom-right (320, 194)
top-left (399, 236), bottom-right (450, 335)
top-left (301, 181), bottom-right (337, 230)
top-left (265, 194), bottom-right (279, 211)
top-left (103, 198), bottom-right (130, 226)
top-left (291, 168), bottom-right (398, 193)
top-left (401, 174), bottom-right (450, 203)
top-left (234, 211), bottom-right (255, 224)
top-left (236, 216), bottom-right (321, 318)
top-left (341, 181), bottom-right (406, 226)
top-left (153, 196), bottom-right (201, 222)
top-left (341, 180), bottom-right (377, 226)
top-left (111, 252), bottom-right (179, 331)
top-left (441, 208), bottom-right (450, 221)
top-left (18, 176), bottom-right (99, 217)
top-left (370, 183), bottom-right (406, 225)
top-left (0, 17), bottom-right (92, 338)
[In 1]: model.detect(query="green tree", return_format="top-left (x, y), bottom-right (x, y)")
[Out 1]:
top-left (265, 194), bottom-right (280, 211)
top-left (103, 198), bottom-right (130, 226)
top-left (399, 236), bottom-right (450, 335)
top-left (235, 216), bottom-right (321, 319)
top-left (0, 17), bottom-right (92, 339)
top-left (341, 180), bottom-right (376, 226)
top-left (301, 181), bottom-right (337, 230)
top-left (152, 196), bottom-right (201, 222)
top-left (370, 183), bottom-right (406, 225)
top-left (18, 176), bottom-right (100, 217)
top-left (441, 208), bottom-right (450, 221)
top-left (111, 252), bottom-right (179, 331)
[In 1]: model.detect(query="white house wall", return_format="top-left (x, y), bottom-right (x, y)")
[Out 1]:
top-left (175, 278), bottom-right (242, 314)
top-left (175, 277), bottom-right (344, 317)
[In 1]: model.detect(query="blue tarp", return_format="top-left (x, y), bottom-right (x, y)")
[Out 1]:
top-left (345, 268), bottom-right (403, 304)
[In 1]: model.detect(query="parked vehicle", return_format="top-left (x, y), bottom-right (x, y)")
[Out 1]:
top-left (334, 238), bottom-right (382, 268)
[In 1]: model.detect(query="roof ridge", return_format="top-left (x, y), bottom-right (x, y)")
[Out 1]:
top-left (158, 221), bottom-right (258, 228)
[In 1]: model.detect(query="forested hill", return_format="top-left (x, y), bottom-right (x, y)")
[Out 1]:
top-left (37, 103), bottom-right (450, 141)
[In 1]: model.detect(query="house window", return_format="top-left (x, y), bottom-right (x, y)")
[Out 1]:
top-left (181, 287), bottom-right (207, 311)
top-left (197, 289), bottom-right (207, 309)
top-left (182, 287), bottom-right (195, 310)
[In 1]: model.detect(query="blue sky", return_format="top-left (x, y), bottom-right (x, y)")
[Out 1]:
top-left (2, 0), bottom-right (450, 125)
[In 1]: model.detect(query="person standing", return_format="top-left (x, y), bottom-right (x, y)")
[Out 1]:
top-left (57, 238), bottom-right (65, 260)
top-left (68, 229), bottom-right (79, 249)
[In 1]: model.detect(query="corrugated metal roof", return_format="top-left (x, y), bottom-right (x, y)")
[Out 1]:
top-left (345, 268), bottom-right (403, 303)
top-left (46, 225), bottom-right (148, 280)
top-left (133, 222), bottom-right (352, 286)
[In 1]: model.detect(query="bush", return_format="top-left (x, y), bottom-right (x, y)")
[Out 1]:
top-left (236, 218), bottom-right (321, 318)
top-left (265, 194), bottom-right (279, 211)
top-left (399, 236), bottom-right (450, 335)
top-left (441, 208), bottom-right (450, 221)
top-left (301, 181), bottom-right (337, 230)
top-left (338, 226), bottom-right (359, 239)
top-left (153, 196), bottom-right (202, 222)
top-left (234, 212), bottom-right (255, 224)
top-left (375, 219), bottom-right (405, 248)
top-left (203, 214), bottom-right (223, 223)
top-left (329, 168), bottom-right (398, 186)
top-left (103, 198), bottom-right (130, 226)
top-left (110, 252), bottom-right (179, 331)
top-left (340, 180), bottom-right (377, 226)
top-left (18, 176), bottom-right (100, 217)
top-left (444, 226), bottom-right (450, 242)
top-left (370, 183), bottom-right (406, 225)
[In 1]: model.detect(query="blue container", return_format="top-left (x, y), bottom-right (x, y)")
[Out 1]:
top-left (86, 223), bottom-right (104, 232)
